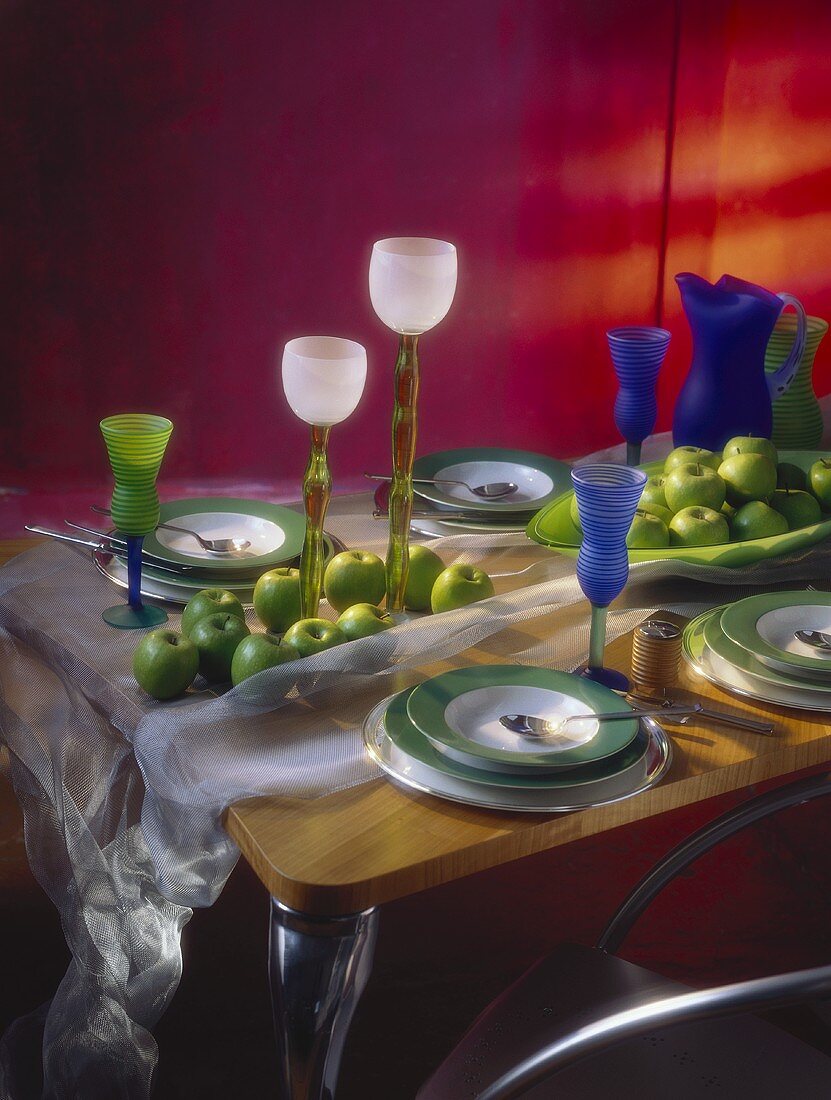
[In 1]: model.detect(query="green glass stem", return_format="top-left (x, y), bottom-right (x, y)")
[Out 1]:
top-left (386, 333), bottom-right (420, 611)
top-left (588, 604), bottom-right (608, 669)
top-left (300, 424), bottom-right (332, 619)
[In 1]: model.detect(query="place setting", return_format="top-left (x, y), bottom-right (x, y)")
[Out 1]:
top-left (362, 664), bottom-right (673, 813)
top-left (368, 446), bottom-right (573, 537)
top-left (683, 590), bottom-right (831, 713)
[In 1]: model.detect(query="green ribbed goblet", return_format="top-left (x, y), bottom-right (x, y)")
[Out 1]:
top-left (100, 413), bottom-right (173, 628)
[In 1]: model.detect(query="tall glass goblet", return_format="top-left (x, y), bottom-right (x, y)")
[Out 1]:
top-left (572, 463), bottom-right (647, 690)
top-left (282, 336), bottom-right (367, 618)
top-left (369, 237), bottom-right (457, 611)
top-left (607, 326), bottom-right (671, 466)
top-left (100, 413), bottom-right (173, 629)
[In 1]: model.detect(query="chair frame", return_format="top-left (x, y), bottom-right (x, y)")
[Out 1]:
top-left (476, 770), bottom-right (831, 1100)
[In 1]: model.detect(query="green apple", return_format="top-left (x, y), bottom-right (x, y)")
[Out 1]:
top-left (403, 545), bottom-right (445, 611)
top-left (769, 489), bottom-right (821, 530)
top-left (230, 633), bottom-right (299, 686)
top-left (132, 629), bottom-right (199, 700)
top-left (721, 501), bottom-right (737, 521)
top-left (777, 462), bottom-right (807, 491)
top-left (640, 475), bottom-right (668, 509)
top-left (182, 588), bottom-right (246, 638)
top-left (283, 617), bottom-right (347, 656)
top-left (669, 506), bottom-right (729, 547)
top-left (639, 501), bottom-right (674, 526)
top-left (809, 459), bottom-right (831, 509)
top-left (323, 550), bottom-right (386, 613)
top-left (730, 500), bottom-right (788, 541)
top-left (664, 446), bottom-right (721, 473)
top-left (189, 612), bottom-right (251, 683)
top-left (626, 510), bottom-right (669, 549)
top-left (664, 463), bottom-right (725, 513)
top-left (337, 602), bottom-right (395, 641)
top-left (569, 495), bottom-right (582, 534)
top-left (253, 567), bottom-right (302, 632)
top-left (722, 435), bottom-right (777, 465)
top-left (431, 564), bottom-right (495, 614)
top-left (718, 453), bottom-right (776, 506)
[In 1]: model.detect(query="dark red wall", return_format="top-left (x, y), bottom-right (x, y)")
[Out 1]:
top-left (3, 0), bottom-right (830, 490)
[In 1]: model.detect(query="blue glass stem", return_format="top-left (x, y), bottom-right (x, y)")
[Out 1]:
top-left (126, 535), bottom-right (144, 611)
top-left (588, 604), bottom-right (608, 670)
top-left (626, 442), bottom-right (641, 466)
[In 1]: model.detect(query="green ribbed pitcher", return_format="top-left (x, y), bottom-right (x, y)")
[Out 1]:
top-left (764, 315), bottom-right (828, 449)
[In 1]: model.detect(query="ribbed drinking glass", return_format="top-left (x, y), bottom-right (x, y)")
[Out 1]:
top-left (572, 463), bottom-right (647, 689)
top-left (369, 237), bottom-right (457, 611)
top-left (607, 326), bottom-right (671, 465)
top-left (100, 413), bottom-right (173, 629)
top-left (282, 336), bottom-right (367, 617)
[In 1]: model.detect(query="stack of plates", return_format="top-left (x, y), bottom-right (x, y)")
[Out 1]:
top-left (408, 448), bottom-right (572, 536)
top-left (683, 592), bottom-right (831, 712)
top-left (363, 664), bottom-right (672, 812)
top-left (94, 496), bottom-right (343, 606)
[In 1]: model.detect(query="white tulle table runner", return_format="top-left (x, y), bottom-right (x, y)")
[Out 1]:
top-left (2, 433), bottom-right (831, 1097)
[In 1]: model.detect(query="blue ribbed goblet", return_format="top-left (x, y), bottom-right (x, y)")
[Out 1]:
top-left (607, 326), bottom-right (671, 465)
top-left (572, 464), bottom-right (647, 690)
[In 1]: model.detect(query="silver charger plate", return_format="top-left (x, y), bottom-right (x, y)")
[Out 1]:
top-left (92, 530), bottom-right (348, 606)
top-left (362, 696), bottom-right (672, 813)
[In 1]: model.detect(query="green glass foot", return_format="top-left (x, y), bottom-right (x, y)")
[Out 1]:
top-left (102, 603), bottom-right (168, 630)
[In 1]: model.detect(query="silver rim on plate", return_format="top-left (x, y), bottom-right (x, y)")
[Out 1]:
top-left (362, 694), bottom-right (672, 813)
top-left (93, 530), bottom-right (349, 607)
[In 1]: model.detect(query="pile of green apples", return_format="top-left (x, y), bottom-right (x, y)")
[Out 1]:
top-left (585, 436), bottom-right (829, 550)
top-left (132, 546), bottom-right (495, 700)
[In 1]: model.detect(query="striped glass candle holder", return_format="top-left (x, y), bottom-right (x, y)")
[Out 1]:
top-left (572, 463), bottom-right (647, 690)
top-left (100, 413), bottom-right (173, 629)
top-left (607, 326), bottom-right (671, 465)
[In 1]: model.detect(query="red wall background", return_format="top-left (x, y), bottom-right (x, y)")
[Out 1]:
top-left (3, 0), bottom-right (831, 493)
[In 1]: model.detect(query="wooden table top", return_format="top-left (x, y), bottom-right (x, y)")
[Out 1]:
top-left (225, 578), bottom-right (831, 917)
top-left (6, 536), bottom-right (831, 919)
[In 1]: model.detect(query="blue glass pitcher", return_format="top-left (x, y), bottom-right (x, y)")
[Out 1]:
top-left (673, 273), bottom-right (807, 450)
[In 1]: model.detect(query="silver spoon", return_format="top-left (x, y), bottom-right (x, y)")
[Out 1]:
top-left (795, 629), bottom-right (831, 651)
top-left (500, 705), bottom-right (700, 738)
top-left (91, 505), bottom-right (251, 554)
top-left (364, 472), bottom-right (518, 499)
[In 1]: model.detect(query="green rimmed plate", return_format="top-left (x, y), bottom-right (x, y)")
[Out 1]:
top-left (528, 450), bottom-right (831, 568)
top-left (412, 448), bottom-right (572, 514)
top-left (702, 606), bottom-right (831, 695)
top-left (383, 688), bottom-right (650, 789)
top-left (143, 497), bottom-right (307, 572)
top-left (405, 664), bottom-right (639, 773)
top-left (719, 591), bottom-right (831, 678)
top-left (682, 606), bottom-right (831, 712)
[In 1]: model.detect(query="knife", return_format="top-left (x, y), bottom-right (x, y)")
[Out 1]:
top-left (25, 525), bottom-right (191, 575)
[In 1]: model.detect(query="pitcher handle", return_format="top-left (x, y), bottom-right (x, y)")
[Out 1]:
top-left (766, 292), bottom-right (807, 400)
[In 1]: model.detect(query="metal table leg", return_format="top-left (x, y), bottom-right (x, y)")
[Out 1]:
top-left (269, 898), bottom-right (379, 1100)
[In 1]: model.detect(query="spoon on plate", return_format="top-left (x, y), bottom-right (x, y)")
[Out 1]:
top-left (364, 473), bottom-right (518, 499)
top-left (794, 629), bottom-right (831, 651)
top-left (91, 505), bottom-right (252, 554)
top-left (501, 704), bottom-right (701, 738)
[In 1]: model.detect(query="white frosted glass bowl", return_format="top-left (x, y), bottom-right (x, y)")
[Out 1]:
top-left (282, 336), bottom-right (367, 426)
top-left (369, 237), bottom-right (457, 334)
